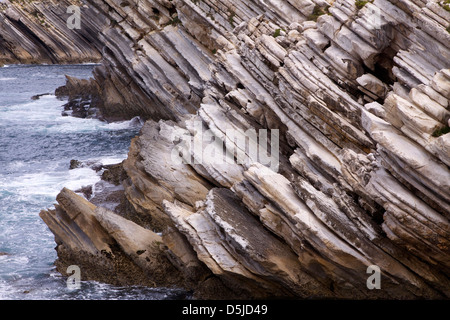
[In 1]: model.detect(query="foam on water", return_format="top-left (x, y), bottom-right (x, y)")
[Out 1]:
top-left (1, 94), bottom-right (142, 132)
top-left (0, 167), bottom-right (101, 198)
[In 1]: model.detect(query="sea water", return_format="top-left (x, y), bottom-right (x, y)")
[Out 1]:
top-left (0, 64), bottom-right (185, 300)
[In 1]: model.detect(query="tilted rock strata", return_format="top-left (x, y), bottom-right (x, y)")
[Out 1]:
top-left (39, 188), bottom-right (210, 291)
top-left (35, 0), bottom-right (450, 299)
top-left (0, 0), bottom-right (105, 65)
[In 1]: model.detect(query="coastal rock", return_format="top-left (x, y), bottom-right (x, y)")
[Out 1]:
top-left (101, 163), bottom-right (127, 186)
top-left (39, 188), bottom-right (186, 288)
top-left (57, 76), bottom-right (103, 119)
top-left (0, 0), bottom-right (104, 65)
top-left (122, 120), bottom-right (213, 231)
top-left (28, 0), bottom-right (450, 299)
top-left (95, 207), bottom-right (185, 286)
top-left (164, 188), bottom-right (335, 298)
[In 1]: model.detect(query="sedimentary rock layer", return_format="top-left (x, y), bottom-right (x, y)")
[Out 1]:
top-left (30, 0), bottom-right (450, 299)
top-left (0, 0), bottom-right (104, 64)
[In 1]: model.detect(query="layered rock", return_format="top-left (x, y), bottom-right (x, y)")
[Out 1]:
top-left (34, 0), bottom-right (450, 299)
top-left (39, 188), bottom-right (198, 289)
top-left (0, 0), bottom-right (105, 65)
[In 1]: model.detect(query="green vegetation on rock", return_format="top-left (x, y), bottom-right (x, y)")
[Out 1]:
top-left (307, 5), bottom-right (330, 21)
top-left (228, 9), bottom-right (236, 28)
top-left (432, 126), bottom-right (450, 137)
top-left (355, 0), bottom-right (370, 9)
top-left (273, 28), bottom-right (281, 37)
top-left (167, 16), bottom-right (182, 26)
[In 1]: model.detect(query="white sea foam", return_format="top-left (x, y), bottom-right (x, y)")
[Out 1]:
top-left (1, 95), bottom-right (65, 122)
top-left (64, 167), bottom-right (102, 191)
top-left (7, 161), bottom-right (26, 170)
top-left (99, 155), bottom-right (129, 165)
top-left (0, 168), bottom-right (101, 198)
top-left (2, 95), bottom-right (143, 134)
top-left (50, 116), bottom-right (142, 133)
top-left (1, 94), bottom-right (136, 198)
top-left (102, 116), bottom-right (143, 130)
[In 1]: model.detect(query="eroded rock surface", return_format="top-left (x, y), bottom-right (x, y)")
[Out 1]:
top-left (31, 0), bottom-right (450, 299)
top-left (0, 0), bottom-right (104, 64)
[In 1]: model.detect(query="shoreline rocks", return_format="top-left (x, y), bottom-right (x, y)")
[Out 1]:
top-left (39, 188), bottom-right (185, 288)
top-left (31, 93), bottom-right (51, 100)
top-left (26, 0), bottom-right (450, 299)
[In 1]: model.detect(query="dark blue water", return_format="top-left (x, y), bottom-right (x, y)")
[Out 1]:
top-left (0, 64), bottom-right (183, 299)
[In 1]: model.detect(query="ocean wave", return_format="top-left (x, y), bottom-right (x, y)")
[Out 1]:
top-left (0, 167), bottom-right (101, 198)
top-left (2, 96), bottom-right (142, 134)
top-left (100, 116), bottom-right (144, 130)
top-left (6, 161), bottom-right (26, 170)
top-left (96, 155), bottom-right (129, 166)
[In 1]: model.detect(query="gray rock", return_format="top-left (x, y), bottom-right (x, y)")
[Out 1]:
top-left (30, 0), bottom-right (450, 299)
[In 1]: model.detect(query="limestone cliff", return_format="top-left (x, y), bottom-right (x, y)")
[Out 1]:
top-left (0, 0), bottom-right (104, 64)
top-left (24, 0), bottom-right (450, 299)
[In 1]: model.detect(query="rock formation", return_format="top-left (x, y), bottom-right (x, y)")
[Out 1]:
top-left (0, 0), bottom-right (104, 64)
top-left (5, 0), bottom-right (449, 299)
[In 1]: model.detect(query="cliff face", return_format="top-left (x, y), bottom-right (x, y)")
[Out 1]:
top-left (0, 0), bottom-right (104, 64)
top-left (30, 0), bottom-right (450, 299)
